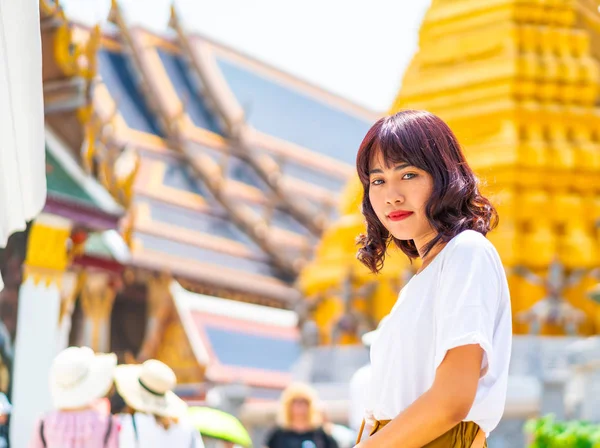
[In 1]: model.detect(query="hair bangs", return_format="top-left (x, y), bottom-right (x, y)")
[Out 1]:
top-left (357, 115), bottom-right (430, 188)
top-left (378, 119), bottom-right (427, 171)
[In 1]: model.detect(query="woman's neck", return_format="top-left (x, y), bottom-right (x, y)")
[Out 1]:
top-left (414, 229), bottom-right (438, 259)
top-left (416, 238), bottom-right (446, 275)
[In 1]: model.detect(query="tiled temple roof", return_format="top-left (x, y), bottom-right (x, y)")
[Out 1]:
top-left (41, 0), bottom-right (377, 306)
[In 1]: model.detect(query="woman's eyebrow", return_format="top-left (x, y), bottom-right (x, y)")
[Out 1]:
top-left (394, 163), bottom-right (410, 171)
top-left (368, 163), bottom-right (410, 175)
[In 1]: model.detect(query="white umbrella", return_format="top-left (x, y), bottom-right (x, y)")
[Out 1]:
top-left (0, 0), bottom-right (47, 289)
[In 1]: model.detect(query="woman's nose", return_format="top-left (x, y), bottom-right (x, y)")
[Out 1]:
top-left (385, 190), bottom-right (404, 205)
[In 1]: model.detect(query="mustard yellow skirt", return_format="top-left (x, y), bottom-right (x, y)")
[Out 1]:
top-left (359, 419), bottom-right (487, 447)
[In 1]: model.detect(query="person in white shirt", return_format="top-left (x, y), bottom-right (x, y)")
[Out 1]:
top-left (352, 110), bottom-right (512, 448)
top-left (113, 359), bottom-right (204, 448)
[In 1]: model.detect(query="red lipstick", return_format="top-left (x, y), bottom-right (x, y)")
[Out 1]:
top-left (388, 211), bottom-right (413, 221)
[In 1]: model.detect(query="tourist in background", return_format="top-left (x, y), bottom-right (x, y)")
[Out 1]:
top-left (265, 382), bottom-right (338, 448)
top-left (114, 359), bottom-right (203, 447)
top-left (28, 346), bottom-right (119, 448)
top-left (352, 110), bottom-right (512, 447)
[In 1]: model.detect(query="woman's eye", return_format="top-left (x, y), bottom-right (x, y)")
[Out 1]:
top-left (402, 173), bottom-right (417, 180)
top-left (371, 179), bottom-right (384, 186)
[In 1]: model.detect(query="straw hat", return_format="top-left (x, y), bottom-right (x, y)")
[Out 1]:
top-left (114, 360), bottom-right (187, 418)
top-left (50, 346), bottom-right (117, 410)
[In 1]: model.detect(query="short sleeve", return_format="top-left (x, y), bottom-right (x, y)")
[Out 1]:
top-left (433, 235), bottom-right (500, 376)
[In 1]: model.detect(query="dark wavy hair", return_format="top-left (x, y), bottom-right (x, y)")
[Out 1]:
top-left (356, 110), bottom-right (498, 273)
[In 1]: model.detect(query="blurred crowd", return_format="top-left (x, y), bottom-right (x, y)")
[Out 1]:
top-left (0, 346), bottom-right (358, 448)
top-left (28, 346), bottom-right (202, 448)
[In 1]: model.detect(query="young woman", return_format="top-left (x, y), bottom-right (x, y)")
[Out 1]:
top-left (113, 359), bottom-right (203, 447)
top-left (265, 383), bottom-right (338, 448)
top-left (28, 346), bottom-right (119, 448)
top-left (354, 110), bottom-right (512, 448)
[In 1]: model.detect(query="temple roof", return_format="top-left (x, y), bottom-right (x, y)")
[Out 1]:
top-left (41, 1), bottom-right (377, 306)
top-left (171, 281), bottom-right (301, 389)
top-left (45, 126), bottom-right (127, 272)
top-left (45, 126), bottom-right (123, 230)
top-left (212, 46), bottom-right (374, 165)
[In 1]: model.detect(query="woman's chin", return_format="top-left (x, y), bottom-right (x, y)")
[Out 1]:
top-left (389, 230), bottom-right (415, 241)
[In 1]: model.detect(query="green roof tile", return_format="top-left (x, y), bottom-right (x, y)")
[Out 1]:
top-left (46, 147), bottom-right (98, 208)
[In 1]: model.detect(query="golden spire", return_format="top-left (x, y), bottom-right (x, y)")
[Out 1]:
top-left (107, 0), bottom-right (121, 25)
top-left (168, 3), bottom-right (179, 30)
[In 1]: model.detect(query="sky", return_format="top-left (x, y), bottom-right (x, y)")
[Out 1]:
top-left (60, 0), bottom-right (431, 113)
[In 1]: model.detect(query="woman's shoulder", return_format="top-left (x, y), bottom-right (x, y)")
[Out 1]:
top-left (449, 229), bottom-right (493, 249)
top-left (443, 230), bottom-right (499, 261)
top-left (435, 230), bottom-right (505, 282)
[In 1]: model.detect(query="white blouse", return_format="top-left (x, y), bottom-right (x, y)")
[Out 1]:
top-left (367, 230), bottom-right (512, 435)
top-left (118, 413), bottom-right (204, 448)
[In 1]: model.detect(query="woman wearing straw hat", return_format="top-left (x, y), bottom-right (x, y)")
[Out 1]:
top-left (28, 346), bottom-right (119, 448)
top-left (113, 359), bottom-right (203, 447)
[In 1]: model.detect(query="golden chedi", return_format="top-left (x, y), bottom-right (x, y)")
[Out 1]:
top-left (301, 0), bottom-right (600, 342)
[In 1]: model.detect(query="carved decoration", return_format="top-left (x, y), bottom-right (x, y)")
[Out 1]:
top-left (513, 258), bottom-right (596, 335)
top-left (58, 270), bottom-right (84, 325)
top-left (137, 273), bottom-right (174, 361)
top-left (112, 145), bottom-right (140, 207)
top-left (53, 19), bottom-right (104, 175)
top-left (155, 318), bottom-right (204, 384)
top-left (80, 271), bottom-right (117, 351)
top-left (54, 18), bottom-right (100, 80)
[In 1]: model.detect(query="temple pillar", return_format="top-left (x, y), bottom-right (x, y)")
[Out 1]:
top-left (79, 272), bottom-right (116, 353)
top-left (10, 214), bottom-right (71, 448)
top-left (137, 273), bottom-right (172, 361)
top-left (56, 270), bottom-right (83, 352)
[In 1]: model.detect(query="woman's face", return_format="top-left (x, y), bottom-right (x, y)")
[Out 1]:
top-left (289, 397), bottom-right (310, 422)
top-left (368, 150), bottom-right (435, 248)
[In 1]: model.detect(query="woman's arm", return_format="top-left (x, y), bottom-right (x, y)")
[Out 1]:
top-left (356, 344), bottom-right (483, 448)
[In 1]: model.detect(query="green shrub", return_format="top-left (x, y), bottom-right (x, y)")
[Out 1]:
top-left (525, 415), bottom-right (600, 448)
